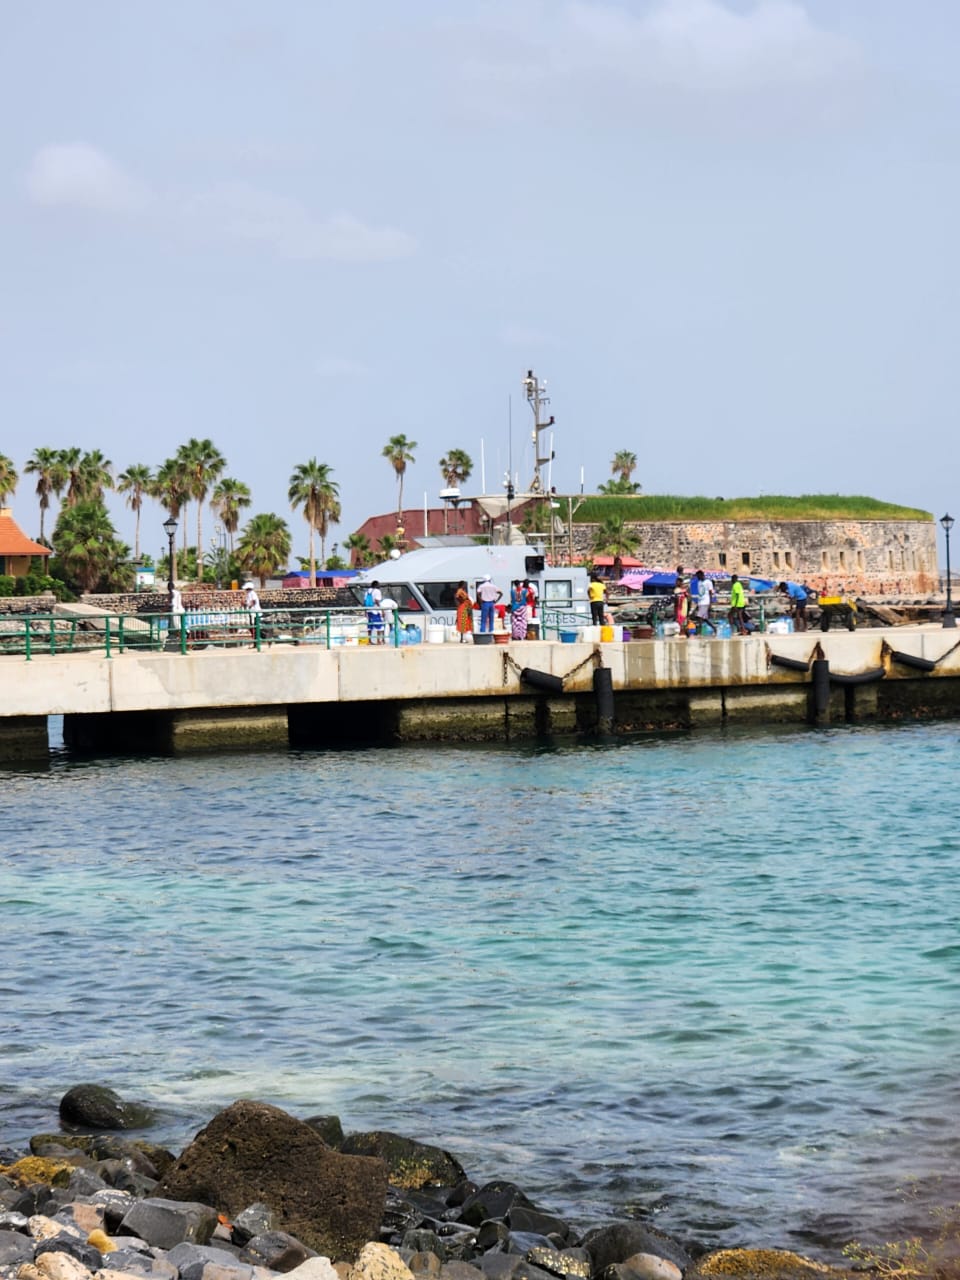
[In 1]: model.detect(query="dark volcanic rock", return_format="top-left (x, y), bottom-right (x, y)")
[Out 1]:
top-left (59, 1084), bottom-right (155, 1132)
top-left (241, 1229), bottom-right (316, 1272)
top-left (157, 1099), bottom-right (388, 1262)
top-left (120, 1196), bottom-right (219, 1249)
top-left (35, 1234), bottom-right (104, 1270)
top-left (583, 1224), bottom-right (691, 1276)
top-left (341, 1131), bottom-right (466, 1191)
top-left (304, 1116), bottom-right (346, 1149)
top-left (458, 1184), bottom-right (537, 1230)
top-left (0, 1230), bottom-right (34, 1269)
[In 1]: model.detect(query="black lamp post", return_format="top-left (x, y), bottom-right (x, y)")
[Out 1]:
top-left (942, 514), bottom-right (956, 628)
top-left (163, 516), bottom-right (178, 594)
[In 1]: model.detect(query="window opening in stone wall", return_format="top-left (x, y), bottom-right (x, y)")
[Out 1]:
top-left (888, 550), bottom-right (895, 571)
top-left (741, 552), bottom-right (750, 568)
top-left (718, 552), bottom-right (727, 568)
top-left (839, 551), bottom-right (846, 570)
top-left (857, 551), bottom-right (864, 570)
top-left (772, 551), bottom-right (781, 568)
top-left (822, 551), bottom-right (829, 570)
top-left (785, 552), bottom-right (793, 568)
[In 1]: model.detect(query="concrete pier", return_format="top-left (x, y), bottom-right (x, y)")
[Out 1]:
top-left (2, 626), bottom-right (960, 760)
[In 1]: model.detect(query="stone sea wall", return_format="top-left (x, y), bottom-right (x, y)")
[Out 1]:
top-left (568, 518), bottom-right (937, 595)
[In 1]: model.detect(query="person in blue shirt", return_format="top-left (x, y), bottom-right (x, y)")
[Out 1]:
top-left (778, 581), bottom-right (809, 632)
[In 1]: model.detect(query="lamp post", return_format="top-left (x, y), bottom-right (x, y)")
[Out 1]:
top-left (942, 513), bottom-right (955, 628)
top-left (163, 516), bottom-right (178, 594)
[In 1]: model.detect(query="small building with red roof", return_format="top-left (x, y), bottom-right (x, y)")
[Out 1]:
top-left (0, 507), bottom-right (51, 578)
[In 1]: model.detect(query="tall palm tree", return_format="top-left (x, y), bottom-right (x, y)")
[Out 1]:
top-left (151, 457), bottom-right (190, 580)
top-left (178, 438), bottom-right (226, 577)
top-left (344, 531), bottom-right (374, 568)
top-left (76, 450), bottom-right (114, 504)
top-left (288, 459), bottom-right (340, 586)
top-left (59, 448), bottom-right (84, 506)
top-left (439, 448), bottom-right (473, 534)
top-left (212, 477), bottom-right (252, 552)
top-left (24, 447), bottom-right (66, 540)
top-left (0, 453), bottom-right (19, 505)
top-left (237, 512), bottom-right (292, 588)
top-left (382, 434), bottom-right (417, 523)
top-left (117, 464), bottom-right (153, 561)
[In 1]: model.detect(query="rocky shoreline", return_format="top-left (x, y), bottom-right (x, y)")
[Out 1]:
top-left (1, 1088), bottom-right (856, 1280)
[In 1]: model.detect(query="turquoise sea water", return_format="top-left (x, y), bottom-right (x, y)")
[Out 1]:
top-left (2, 721), bottom-right (960, 1260)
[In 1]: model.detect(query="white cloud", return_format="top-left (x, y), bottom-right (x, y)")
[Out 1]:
top-left (24, 148), bottom-right (417, 265)
top-left (443, 0), bottom-right (860, 116)
top-left (25, 144), bottom-right (150, 213)
top-left (184, 183), bottom-right (417, 263)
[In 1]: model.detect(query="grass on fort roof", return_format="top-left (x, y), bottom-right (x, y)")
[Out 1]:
top-left (572, 494), bottom-right (933, 523)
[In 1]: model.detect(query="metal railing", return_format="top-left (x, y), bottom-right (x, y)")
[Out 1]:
top-left (0, 606), bottom-right (411, 660)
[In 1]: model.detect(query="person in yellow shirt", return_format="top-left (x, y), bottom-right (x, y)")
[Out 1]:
top-left (588, 573), bottom-right (606, 625)
top-left (728, 574), bottom-right (748, 635)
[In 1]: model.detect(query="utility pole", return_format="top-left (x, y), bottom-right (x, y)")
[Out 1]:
top-left (523, 370), bottom-right (555, 494)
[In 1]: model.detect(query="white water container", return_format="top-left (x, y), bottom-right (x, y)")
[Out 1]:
top-left (446, 626), bottom-right (459, 643)
top-left (426, 624), bottom-right (445, 645)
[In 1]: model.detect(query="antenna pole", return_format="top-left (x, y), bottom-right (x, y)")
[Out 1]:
top-left (523, 369), bottom-right (555, 494)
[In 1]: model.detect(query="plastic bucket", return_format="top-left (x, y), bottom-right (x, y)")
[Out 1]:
top-left (600, 624), bottom-right (614, 642)
top-left (474, 632), bottom-right (494, 646)
top-left (560, 629), bottom-right (578, 644)
top-left (526, 621), bottom-right (540, 640)
top-left (426, 624), bottom-right (445, 645)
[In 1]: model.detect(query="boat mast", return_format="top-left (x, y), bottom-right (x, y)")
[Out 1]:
top-left (524, 369), bottom-right (554, 494)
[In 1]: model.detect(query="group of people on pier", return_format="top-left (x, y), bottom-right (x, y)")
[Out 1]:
top-left (456, 576), bottom-right (539, 641)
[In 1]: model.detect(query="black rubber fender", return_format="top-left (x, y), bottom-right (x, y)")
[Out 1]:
top-left (828, 667), bottom-right (885, 686)
top-left (770, 653), bottom-right (811, 672)
top-left (890, 650), bottom-right (937, 673)
top-left (520, 667), bottom-right (565, 694)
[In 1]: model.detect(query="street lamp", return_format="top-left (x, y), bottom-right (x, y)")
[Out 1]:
top-left (941, 513), bottom-right (955, 628)
top-left (163, 516), bottom-right (178, 594)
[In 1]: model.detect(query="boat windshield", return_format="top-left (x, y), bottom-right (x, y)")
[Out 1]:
top-left (415, 581), bottom-right (461, 610)
top-left (349, 583), bottom-right (423, 610)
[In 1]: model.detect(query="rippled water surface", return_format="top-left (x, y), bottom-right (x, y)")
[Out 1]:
top-left (3, 721), bottom-right (960, 1259)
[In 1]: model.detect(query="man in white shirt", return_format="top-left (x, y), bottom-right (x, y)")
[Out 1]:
top-left (694, 570), bottom-right (717, 635)
top-left (476, 575), bottom-right (502, 633)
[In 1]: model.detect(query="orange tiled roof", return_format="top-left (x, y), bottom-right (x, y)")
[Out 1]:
top-left (0, 508), bottom-right (51, 556)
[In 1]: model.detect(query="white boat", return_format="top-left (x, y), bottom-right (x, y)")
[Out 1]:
top-left (351, 541), bottom-right (590, 633)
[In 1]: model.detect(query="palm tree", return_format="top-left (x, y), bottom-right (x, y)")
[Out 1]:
top-left (599, 450), bottom-right (641, 495)
top-left (439, 448), bottom-right (473, 533)
top-left (58, 448), bottom-right (83, 506)
top-left (382, 434), bottom-right (417, 523)
top-left (288, 459), bottom-right (341, 586)
top-left (0, 454), bottom-right (19, 505)
top-left (212, 477), bottom-right (252, 552)
top-left (51, 499), bottom-right (129, 594)
top-left (592, 516), bottom-right (641, 560)
top-left (151, 457), bottom-right (190, 581)
top-left (178, 438), bottom-right (226, 577)
top-left (378, 532), bottom-right (400, 558)
top-left (76, 450), bottom-right (114, 503)
top-left (611, 450), bottom-right (638, 485)
top-left (237, 512), bottom-right (292, 588)
top-left (117, 464), bottom-right (153, 561)
top-left (24, 447), bottom-right (66, 540)
top-left (344, 531), bottom-right (374, 568)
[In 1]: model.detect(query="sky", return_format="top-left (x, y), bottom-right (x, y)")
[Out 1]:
top-left (2, 0), bottom-right (960, 565)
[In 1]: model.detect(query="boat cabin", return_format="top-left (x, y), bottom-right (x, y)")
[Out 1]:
top-left (352, 543), bottom-right (589, 629)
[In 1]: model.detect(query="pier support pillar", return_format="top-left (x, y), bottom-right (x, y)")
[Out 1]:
top-left (167, 707), bottom-right (289, 752)
top-left (0, 715), bottom-right (48, 764)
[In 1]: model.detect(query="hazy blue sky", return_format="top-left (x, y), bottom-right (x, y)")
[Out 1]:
top-left (2, 1), bottom-right (959, 562)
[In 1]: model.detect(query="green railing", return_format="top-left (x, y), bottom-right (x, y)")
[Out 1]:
top-left (0, 606), bottom-right (410, 660)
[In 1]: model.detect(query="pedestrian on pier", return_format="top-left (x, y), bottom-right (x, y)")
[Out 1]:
top-left (729, 575), bottom-right (748, 635)
top-left (477, 575), bottom-right (502, 634)
top-left (695, 570), bottom-right (718, 635)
